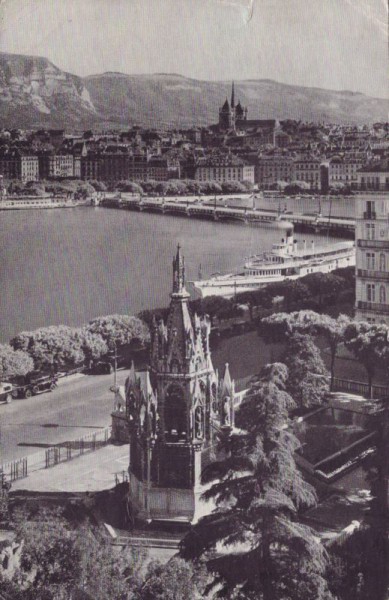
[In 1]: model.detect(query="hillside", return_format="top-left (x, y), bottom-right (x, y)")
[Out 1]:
top-left (0, 52), bottom-right (387, 129)
top-left (84, 73), bottom-right (389, 127)
top-left (0, 52), bottom-right (98, 129)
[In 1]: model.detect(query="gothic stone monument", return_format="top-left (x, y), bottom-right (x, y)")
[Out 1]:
top-left (111, 246), bottom-right (235, 523)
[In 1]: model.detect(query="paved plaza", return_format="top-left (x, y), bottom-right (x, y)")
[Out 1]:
top-left (10, 443), bottom-right (129, 493)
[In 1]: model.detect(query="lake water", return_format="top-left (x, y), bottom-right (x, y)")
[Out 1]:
top-left (0, 206), bottom-right (339, 342)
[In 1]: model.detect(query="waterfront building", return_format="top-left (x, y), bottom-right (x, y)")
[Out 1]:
top-left (292, 156), bottom-right (321, 190)
top-left (111, 246), bottom-right (236, 522)
top-left (38, 153), bottom-right (74, 179)
top-left (0, 150), bottom-right (39, 183)
top-left (80, 153), bottom-right (101, 180)
top-left (195, 153), bottom-right (254, 185)
top-left (256, 155), bottom-right (294, 187)
top-left (328, 156), bottom-right (362, 189)
top-left (355, 194), bottom-right (389, 324)
top-left (357, 159), bottom-right (389, 191)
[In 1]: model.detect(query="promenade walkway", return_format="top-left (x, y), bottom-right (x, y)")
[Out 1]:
top-left (9, 443), bottom-right (129, 494)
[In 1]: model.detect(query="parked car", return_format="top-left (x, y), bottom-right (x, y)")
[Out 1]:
top-left (91, 353), bottom-right (129, 375)
top-left (10, 372), bottom-right (58, 399)
top-left (0, 382), bottom-right (14, 404)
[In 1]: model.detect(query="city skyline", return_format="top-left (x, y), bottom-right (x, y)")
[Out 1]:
top-left (0, 0), bottom-right (387, 99)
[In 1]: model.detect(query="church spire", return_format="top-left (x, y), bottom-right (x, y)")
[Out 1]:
top-left (231, 81), bottom-right (235, 108)
top-left (172, 244), bottom-right (187, 296)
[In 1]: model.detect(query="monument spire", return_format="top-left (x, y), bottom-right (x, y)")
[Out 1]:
top-left (172, 243), bottom-right (187, 297)
top-left (231, 81), bottom-right (235, 108)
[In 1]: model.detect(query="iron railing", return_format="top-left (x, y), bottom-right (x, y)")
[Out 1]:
top-left (0, 426), bottom-right (111, 483)
top-left (332, 377), bottom-right (389, 400)
top-left (357, 269), bottom-right (389, 280)
top-left (357, 300), bottom-right (389, 314)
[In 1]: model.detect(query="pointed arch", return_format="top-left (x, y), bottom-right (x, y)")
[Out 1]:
top-left (164, 384), bottom-right (186, 440)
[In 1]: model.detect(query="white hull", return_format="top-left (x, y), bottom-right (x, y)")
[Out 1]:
top-left (0, 198), bottom-right (78, 210)
top-left (190, 250), bottom-right (355, 299)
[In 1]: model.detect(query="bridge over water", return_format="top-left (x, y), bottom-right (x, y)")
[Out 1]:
top-left (100, 195), bottom-right (355, 237)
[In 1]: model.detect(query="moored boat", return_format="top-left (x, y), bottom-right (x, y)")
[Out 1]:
top-left (189, 224), bottom-right (355, 298)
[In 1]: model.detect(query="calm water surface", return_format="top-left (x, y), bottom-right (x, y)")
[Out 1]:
top-left (0, 207), bottom-right (338, 342)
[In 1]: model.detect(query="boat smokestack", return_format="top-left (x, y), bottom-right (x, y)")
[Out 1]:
top-left (311, 240), bottom-right (315, 251)
top-left (303, 240), bottom-right (307, 251)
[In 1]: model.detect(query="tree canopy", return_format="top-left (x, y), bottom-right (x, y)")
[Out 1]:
top-left (180, 363), bottom-right (333, 600)
top-left (0, 343), bottom-right (34, 381)
top-left (259, 311), bottom-right (350, 388)
top-left (136, 558), bottom-right (210, 600)
top-left (281, 332), bottom-right (329, 408)
top-left (10, 326), bottom-right (85, 371)
top-left (5, 507), bottom-right (146, 599)
top-left (86, 314), bottom-right (150, 349)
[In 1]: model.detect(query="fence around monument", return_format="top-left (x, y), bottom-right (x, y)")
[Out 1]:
top-left (0, 426), bottom-right (112, 484)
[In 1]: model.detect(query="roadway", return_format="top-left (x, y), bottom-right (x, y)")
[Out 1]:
top-left (0, 369), bottom-right (129, 464)
top-left (2, 331), bottom-right (385, 466)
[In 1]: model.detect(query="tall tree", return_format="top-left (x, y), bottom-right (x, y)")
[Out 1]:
top-left (180, 363), bottom-right (334, 600)
top-left (282, 332), bottom-right (329, 408)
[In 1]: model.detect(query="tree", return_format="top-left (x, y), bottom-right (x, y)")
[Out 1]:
top-left (10, 326), bottom-right (85, 371)
top-left (116, 180), bottom-right (143, 194)
top-left (260, 311), bottom-right (350, 389)
top-left (88, 179), bottom-right (107, 192)
top-left (86, 315), bottom-right (150, 349)
top-left (10, 507), bottom-right (146, 599)
top-left (343, 322), bottom-right (389, 398)
top-left (301, 273), bottom-right (344, 308)
top-left (190, 296), bottom-right (235, 325)
top-left (180, 363), bottom-right (334, 600)
top-left (74, 328), bottom-right (109, 366)
top-left (221, 181), bottom-right (247, 194)
top-left (0, 343), bottom-right (34, 381)
top-left (199, 181), bottom-right (223, 195)
top-left (135, 558), bottom-right (209, 600)
top-left (260, 280), bottom-right (311, 312)
top-left (282, 332), bottom-right (329, 408)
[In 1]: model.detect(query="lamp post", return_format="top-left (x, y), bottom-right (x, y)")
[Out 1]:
top-left (113, 341), bottom-right (117, 391)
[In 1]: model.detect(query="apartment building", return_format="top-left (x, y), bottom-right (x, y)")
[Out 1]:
top-left (292, 157), bottom-right (321, 190)
top-left (0, 151), bottom-right (39, 182)
top-left (256, 155), bottom-right (294, 187)
top-left (38, 154), bottom-right (74, 179)
top-left (357, 159), bottom-right (389, 191)
top-left (328, 156), bottom-right (362, 188)
top-left (195, 154), bottom-right (255, 184)
top-left (355, 194), bottom-right (389, 324)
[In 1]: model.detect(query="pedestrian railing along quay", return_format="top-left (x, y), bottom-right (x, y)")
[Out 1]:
top-left (332, 377), bottom-right (389, 400)
top-left (1, 426), bottom-right (112, 484)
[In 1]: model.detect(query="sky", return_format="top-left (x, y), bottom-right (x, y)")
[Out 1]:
top-left (0, 0), bottom-right (387, 98)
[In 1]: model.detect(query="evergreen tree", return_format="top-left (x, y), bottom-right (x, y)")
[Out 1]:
top-left (180, 363), bottom-right (334, 599)
top-left (282, 332), bottom-right (329, 408)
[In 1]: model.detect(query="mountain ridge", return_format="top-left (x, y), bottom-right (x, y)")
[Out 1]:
top-left (0, 51), bottom-right (387, 129)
